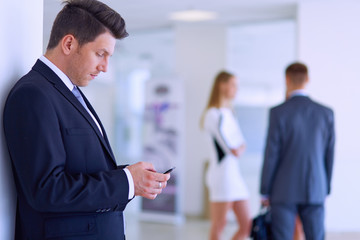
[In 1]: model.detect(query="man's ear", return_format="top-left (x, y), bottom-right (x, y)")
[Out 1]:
top-left (61, 34), bottom-right (77, 55)
top-left (285, 75), bottom-right (291, 87)
top-left (305, 76), bottom-right (310, 84)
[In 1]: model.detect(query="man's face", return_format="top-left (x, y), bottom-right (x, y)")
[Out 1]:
top-left (67, 31), bottom-right (116, 87)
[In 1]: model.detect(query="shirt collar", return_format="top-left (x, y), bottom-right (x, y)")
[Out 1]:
top-left (289, 89), bottom-right (308, 98)
top-left (39, 55), bottom-right (75, 91)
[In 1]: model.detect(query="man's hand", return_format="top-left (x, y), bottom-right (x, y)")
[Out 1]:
top-left (261, 196), bottom-right (270, 207)
top-left (127, 162), bottom-right (170, 200)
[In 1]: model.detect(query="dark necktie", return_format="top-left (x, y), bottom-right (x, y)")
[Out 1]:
top-left (71, 86), bottom-right (103, 136)
top-left (72, 86), bottom-right (89, 111)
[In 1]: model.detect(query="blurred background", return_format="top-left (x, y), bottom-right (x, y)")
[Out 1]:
top-left (1, 0), bottom-right (360, 239)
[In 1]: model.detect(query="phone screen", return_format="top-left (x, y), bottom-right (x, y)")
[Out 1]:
top-left (163, 167), bottom-right (175, 174)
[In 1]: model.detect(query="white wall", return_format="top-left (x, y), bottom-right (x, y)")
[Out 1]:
top-left (298, 0), bottom-right (360, 232)
top-left (0, 0), bottom-right (43, 239)
top-left (175, 23), bottom-right (227, 216)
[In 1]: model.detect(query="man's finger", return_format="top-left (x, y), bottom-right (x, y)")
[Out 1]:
top-left (143, 193), bottom-right (157, 200)
top-left (153, 172), bottom-right (170, 182)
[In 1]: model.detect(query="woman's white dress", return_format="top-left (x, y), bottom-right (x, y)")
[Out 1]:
top-left (204, 107), bottom-right (249, 202)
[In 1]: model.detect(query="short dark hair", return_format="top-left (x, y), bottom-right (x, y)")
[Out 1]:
top-left (47, 0), bottom-right (128, 50)
top-left (285, 62), bottom-right (308, 85)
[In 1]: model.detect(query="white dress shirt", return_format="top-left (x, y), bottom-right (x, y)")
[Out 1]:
top-left (39, 56), bottom-right (134, 199)
top-left (289, 89), bottom-right (308, 98)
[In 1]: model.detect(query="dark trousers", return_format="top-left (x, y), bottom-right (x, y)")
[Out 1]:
top-left (270, 203), bottom-right (324, 240)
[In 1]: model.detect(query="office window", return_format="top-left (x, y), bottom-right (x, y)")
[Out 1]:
top-left (228, 20), bottom-right (296, 107)
top-left (114, 30), bottom-right (176, 163)
top-left (226, 20), bottom-right (296, 214)
top-left (227, 19), bottom-right (296, 153)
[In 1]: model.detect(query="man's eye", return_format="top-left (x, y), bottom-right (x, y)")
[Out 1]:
top-left (97, 53), bottom-right (104, 57)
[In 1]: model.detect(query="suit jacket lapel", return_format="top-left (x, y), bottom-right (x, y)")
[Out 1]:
top-left (32, 60), bottom-right (117, 165)
top-left (79, 88), bottom-right (116, 161)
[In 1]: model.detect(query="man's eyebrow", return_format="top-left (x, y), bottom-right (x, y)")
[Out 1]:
top-left (98, 48), bottom-right (112, 55)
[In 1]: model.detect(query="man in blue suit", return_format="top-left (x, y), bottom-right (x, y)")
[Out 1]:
top-left (260, 62), bottom-right (335, 240)
top-left (3, 0), bottom-right (170, 239)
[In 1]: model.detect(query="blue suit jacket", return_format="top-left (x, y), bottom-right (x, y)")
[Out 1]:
top-left (260, 96), bottom-right (335, 204)
top-left (3, 60), bottom-right (130, 240)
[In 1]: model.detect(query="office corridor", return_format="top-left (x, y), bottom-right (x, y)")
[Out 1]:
top-left (125, 215), bottom-right (359, 240)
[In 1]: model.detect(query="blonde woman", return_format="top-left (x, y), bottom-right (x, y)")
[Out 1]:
top-left (201, 71), bottom-right (251, 240)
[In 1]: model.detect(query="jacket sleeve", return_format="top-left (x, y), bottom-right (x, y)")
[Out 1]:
top-left (325, 110), bottom-right (335, 195)
top-left (3, 82), bottom-right (130, 213)
top-left (260, 108), bottom-right (281, 196)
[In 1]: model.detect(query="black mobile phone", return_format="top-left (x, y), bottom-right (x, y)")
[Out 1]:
top-left (163, 167), bottom-right (175, 174)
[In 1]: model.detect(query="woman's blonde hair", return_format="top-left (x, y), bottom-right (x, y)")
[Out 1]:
top-left (200, 71), bottom-right (235, 129)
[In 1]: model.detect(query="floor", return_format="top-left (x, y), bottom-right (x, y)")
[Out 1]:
top-left (125, 215), bottom-right (360, 240)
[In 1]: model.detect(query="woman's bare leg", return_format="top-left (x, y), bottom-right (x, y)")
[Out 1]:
top-left (210, 201), bottom-right (233, 240)
top-left (232, 200), bottom-right (251, 240)
top-left (293, 215), bottom-right (305, 240)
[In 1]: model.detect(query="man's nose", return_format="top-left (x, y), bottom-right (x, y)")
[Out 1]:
top-left (98, 58), bottom-right (108, 72)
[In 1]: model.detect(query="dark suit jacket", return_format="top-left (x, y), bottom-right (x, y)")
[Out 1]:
top-left (260, 95), bottom-right (335, 204)
top-left (3, 60), bottom-right (130, 240)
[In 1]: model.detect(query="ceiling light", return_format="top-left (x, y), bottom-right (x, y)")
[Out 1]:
top-left (170, 10), bottom-right (218, 22)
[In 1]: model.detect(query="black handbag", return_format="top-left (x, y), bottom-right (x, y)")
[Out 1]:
top-left (250, 206), bottom-right (272, 240)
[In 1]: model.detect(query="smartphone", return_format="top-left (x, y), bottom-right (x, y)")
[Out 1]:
top-left (163, 167), bottom-right (176, 174)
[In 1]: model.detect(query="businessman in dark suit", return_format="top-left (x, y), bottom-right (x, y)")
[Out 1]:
top-left (260, 62), bottom-right (335, 240)
top-left (3, 1), bottom-right (170, 239)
